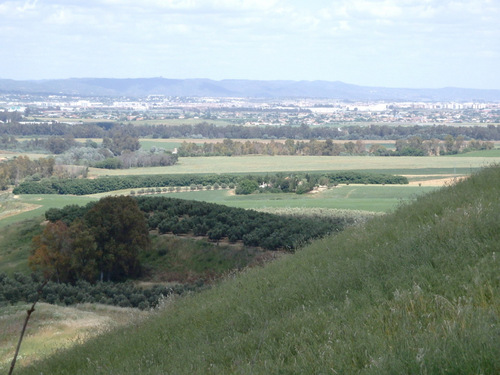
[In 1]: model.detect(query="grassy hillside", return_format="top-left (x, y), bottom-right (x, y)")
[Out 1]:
top-left (0, 218), bottom-right (42, 275)
top-left (15, 165), bottom-right (500, 374)
top-left (0, 303), bottom-right (146, 373)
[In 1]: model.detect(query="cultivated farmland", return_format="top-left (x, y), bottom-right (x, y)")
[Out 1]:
top-left (87, 155), bottom-right (499, 177)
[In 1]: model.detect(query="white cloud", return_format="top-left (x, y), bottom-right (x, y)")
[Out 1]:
top-left (46, 8), bottom-right (73, 25)
top-left (0, 0), bottom-right (498, 88)
top-left (101, 0), bottom-right (280, 13)
top-left (350, 0), bottom-right (403, 19)
top-left (16, 0), bottom-right (39, 12)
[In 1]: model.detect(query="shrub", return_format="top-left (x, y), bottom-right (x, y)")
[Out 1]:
top-left (235, 179), bottom-right (259, 195)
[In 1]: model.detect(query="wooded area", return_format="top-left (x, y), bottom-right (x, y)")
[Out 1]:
top-left (177, 137), bottom-right (493, 157)
top-left (31, 196), bottom-right (149, 283)
top-left (2, 121), bottom-right (500, 140)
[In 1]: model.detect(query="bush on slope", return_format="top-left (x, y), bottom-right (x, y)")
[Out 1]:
top-left (17, 165), bottom-right (500, 374)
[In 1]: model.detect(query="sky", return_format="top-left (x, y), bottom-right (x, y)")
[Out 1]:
top-left (1, 0), bottom-right (499, 89)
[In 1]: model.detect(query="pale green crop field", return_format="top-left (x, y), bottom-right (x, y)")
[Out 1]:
top-left (172, 185), bottom-right (437, 212)
top-left (450, 149), bottom-right (500, 157)
top-left (0, 194), bottom-right (98, 229)
top-left (88, 155), bottom-right (499, 177)
top-left (139, 140), bottom-right (181, 151)
top-left (91, 185), bottom-right (437, 213)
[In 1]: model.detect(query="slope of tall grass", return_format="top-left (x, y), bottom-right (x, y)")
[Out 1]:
top-left (16, 165), bottom-right (500, 374)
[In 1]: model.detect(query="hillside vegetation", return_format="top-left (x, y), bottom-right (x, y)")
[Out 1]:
top-left (16, 165), bottom-right (500, 374)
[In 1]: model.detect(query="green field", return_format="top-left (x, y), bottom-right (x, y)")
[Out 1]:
top-left (139, 140), bottom-right (182, 151)
top-left (450, 148), bottom-right (500, 157)
top-left (88, 155), bottom-right (499, 177)
top-left (4, 185), bottom-right (430, 231)
top-left (0, 194), bottom-right (98, 229)
top-left (3, 153), bottom-right (497, 230)
top-left (5, 152), bottom-right (496, 228)
top-left (141, 185), bottom-right (437, 212)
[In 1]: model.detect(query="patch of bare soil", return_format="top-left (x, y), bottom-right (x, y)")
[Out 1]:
top-left (309, 186), bottom-right (327, 194)
top-left (408, 176), bottom-right (467, 187)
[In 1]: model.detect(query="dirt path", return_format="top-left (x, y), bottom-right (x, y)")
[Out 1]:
top-left (345, 188), bottom-right (357, 198)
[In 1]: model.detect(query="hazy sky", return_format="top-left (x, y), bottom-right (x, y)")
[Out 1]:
top-left (1, 0), bottom-right (499, 89)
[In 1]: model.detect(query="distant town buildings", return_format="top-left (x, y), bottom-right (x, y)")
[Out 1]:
top-left (1, 93), bottom-right (499, 126)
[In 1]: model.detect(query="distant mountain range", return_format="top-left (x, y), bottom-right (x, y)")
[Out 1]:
top-left (1, 77), bottom-right (499, 101)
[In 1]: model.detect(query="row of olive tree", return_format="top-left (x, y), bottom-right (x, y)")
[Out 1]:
top-left (45, 196), bottom-right (354, 252)
top-left (13, 171), bottom-right (407, 195)
top-left (0, 272), bottom-right (197, 310)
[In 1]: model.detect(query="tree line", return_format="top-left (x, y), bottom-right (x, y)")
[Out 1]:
top-left (2, 121), bottom-right (500, 140)
top-left (13, 171), bottom-right (407, 195)
top-left (92, 151), bottom-right (178, 169)
top-left (235, 172), bottom-right (408, 195)
top-left (177, 137), bottom-right (494, 157)
top-left (13, 173), bottom-right (240, 195)
top-left (0, 156), bottom-right (55, 190)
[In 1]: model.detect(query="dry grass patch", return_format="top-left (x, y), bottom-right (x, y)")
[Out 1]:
top-left (407, 175), bottom-right (468, 186)
top-left (0, 203), bottom-right (42, 221)
top-left (0, 303), bottom-right (148, 372)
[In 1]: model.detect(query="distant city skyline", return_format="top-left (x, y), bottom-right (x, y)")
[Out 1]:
top-left (1, 0), bottom-right (499, 90)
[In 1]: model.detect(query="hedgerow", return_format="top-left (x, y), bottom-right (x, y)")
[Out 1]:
top-left (13, 171), bottom-right (407, 195)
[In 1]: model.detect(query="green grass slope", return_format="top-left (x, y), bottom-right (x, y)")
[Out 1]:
top-left (17, 166), bottom-right (500, 374)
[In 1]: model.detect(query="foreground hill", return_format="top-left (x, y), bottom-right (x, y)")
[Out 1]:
top-left (2, 78), bottom-right (500, 101)
top-left (17, 165), bottom-right (499, 374)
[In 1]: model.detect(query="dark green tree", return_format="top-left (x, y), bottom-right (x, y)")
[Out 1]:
top-left (69, 219), bottom-right (100, 282)
top-left (30, 221), bottom-right (72, 283)
top-left (107, 126), bottom-right (140, 155)
top-left (85, 196), bottom-right (150, 281)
